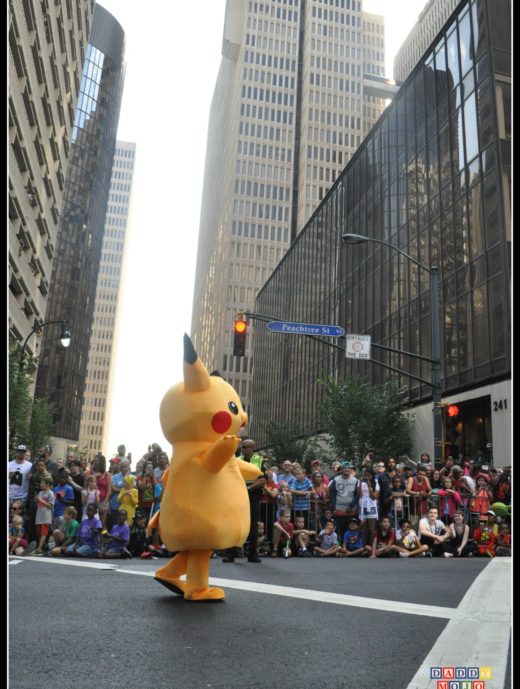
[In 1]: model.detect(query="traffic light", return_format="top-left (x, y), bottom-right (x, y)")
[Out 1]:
top-left (233, 319), bottom-right (247, 357)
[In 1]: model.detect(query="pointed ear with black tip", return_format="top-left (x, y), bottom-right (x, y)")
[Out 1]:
top-left (183, 334), bottom-right (210, 392)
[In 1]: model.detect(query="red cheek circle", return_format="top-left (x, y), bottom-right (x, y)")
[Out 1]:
top-left (211, 411), bottom-right (232, 434)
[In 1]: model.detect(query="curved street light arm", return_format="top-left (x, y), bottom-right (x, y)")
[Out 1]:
top-left (19, 319), bottom-right (70, 375)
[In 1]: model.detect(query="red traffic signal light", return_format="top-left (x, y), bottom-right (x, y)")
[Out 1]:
top-left (447, 405), bottom-right (459, 417)
top-left (233, 320), bottom-right (247, 356)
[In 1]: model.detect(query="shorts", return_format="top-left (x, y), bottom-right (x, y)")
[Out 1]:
top-left (9, 537), bottom-right (28, 548)
top-left (36, 524), bottom-right (50, 537)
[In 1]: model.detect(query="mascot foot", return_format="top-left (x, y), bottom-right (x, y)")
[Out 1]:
top-left (155, 575), bottom-right (186, 596)
top-left (184, 587), bottom-right (225, 602)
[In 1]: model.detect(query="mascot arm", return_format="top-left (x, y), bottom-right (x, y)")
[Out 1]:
top-left (236, 458), bottom-right (263, 481)
top-left (199, 435), bottom-right (240, 474)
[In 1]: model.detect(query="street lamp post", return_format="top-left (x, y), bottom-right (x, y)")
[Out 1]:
top-left (18, 319), bottom-right (71, 380)
top-left (342, 233), bottom-right (442, 464)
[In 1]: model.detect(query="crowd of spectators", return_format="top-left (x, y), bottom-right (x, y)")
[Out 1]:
top-left (9, 442), bottom-right (511, 562)
top-left (250, 451), bottom-right (511, 560)
top-left (8, 443), bottom-right (171, 559)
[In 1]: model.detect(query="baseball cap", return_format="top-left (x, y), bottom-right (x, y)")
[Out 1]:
top-left (340, 461), bottom-right (353, 469)
top-left (311, 459), bottom-right (321, 465)
top-left (485, 510), bottom-right (496, 517)
top-left (110, 456), bottom-right (121, 464)
top-left (17, 444), bottom-right (27, 451)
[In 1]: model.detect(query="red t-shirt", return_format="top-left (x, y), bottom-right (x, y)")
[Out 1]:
top-left (275, 520), bottom-right (294, 540)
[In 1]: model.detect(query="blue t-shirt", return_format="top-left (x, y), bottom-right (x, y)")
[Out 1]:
top-left (343, 529), bottom-right (363, 551)
top-left (107, 523), bottom-right (130, 552)
top-left (52, 484), bottom-right (75, 518)
top-left (291, 477), bottom-right (314, 511)
top-left (79, 516), bottom-right (102, 547)
top-left (277, 473), bottom-right (296, 488)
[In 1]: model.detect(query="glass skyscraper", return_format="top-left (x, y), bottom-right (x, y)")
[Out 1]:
top-left (251, 0), bottom-right (510, 464)
top-left (35, 5), bottom-right (125, 447)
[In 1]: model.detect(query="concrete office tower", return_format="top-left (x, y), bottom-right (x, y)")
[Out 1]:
top-left (9, 0), bottom-right (94, 353)
top-left (192, 0), bottom-right (386, 413)
top-left (78, 142), bottom-right (136, 458)
top-left (394, 0), bottom-right (460, 82)
top-left (35, 5), bottom-right (125, 455)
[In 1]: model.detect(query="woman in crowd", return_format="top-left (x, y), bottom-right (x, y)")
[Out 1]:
top-left (358, 467), bottom-right (380, 547)
top-left (89, 454), bottom-right (112, 530)
top-left (137, 462), bottom-right (156, 519)
top-left (443, 511), bottom-right (475, 557)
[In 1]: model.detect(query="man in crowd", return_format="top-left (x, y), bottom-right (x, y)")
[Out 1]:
top-left (37, 445), bottom-right (60, 483)
top-left (329, 462), bottom-right (360, 544)
top-left (373, 460), bottom-right (392, 518)
top-left (222, 439), bottom-right (266, 564)
top-left (9, 445), bottom-right (33, 506)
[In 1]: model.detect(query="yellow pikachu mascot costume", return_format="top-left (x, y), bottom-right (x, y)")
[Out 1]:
top-left (147, 334), bottom-right (262, 601)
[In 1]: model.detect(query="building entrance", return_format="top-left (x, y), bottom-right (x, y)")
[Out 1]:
top-left (443, 395), bottom-right (492, 464)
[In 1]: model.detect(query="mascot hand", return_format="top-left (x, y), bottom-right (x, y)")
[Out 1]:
top-left (200, 435), bottom-right (240, 473)
top-left (236, 458), bottom-right (263, 481)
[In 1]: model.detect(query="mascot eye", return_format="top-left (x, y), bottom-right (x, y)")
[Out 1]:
top-left (228, 402), bottom-right (239, 415)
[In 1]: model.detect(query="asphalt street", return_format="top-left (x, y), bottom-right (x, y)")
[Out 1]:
top-left (8, 555), bottom-right (511, 689)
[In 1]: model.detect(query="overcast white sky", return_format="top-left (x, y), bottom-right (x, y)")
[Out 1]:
top-left (100, 0), bottom-right (428, 462)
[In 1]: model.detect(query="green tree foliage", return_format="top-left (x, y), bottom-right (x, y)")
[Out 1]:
top-left (318, 374), bottom-right (413, 460)
top-left (265, 419), bottom-right (311, 464)
top-left (9, 340), bottom-right (53, 456)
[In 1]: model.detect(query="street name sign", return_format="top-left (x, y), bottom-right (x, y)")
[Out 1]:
top-left (345, 334), bottom-right (371, 359)
top-left (267, 321), bottom-right (345, 337)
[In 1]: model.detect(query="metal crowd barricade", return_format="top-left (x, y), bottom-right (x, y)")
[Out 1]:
top-left (389, 493), bottom-right (441, 533)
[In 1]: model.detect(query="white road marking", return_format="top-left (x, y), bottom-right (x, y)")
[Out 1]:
top-left (11, 556), bottom-right (118, 570)
top-left (8, 559), bottom-right (23, 566)
top-left (405, 558), bottom-right (511, 689)
top-left (116, 564), bottom-right (455, 618)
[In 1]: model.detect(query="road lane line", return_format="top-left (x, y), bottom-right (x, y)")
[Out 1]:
top-left (116, 568), bottom-right (455, 619)
top-left (10, 556), bottom-right (118, 570)
top-left (405, 558), bottom-right (511, 689)
top-left (11, 557), bottom-right (455, 618)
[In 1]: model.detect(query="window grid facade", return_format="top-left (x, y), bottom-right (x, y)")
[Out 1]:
top-left (251, 0), bottom-right (510, 449)
top-left (78, 142), bottom-right (136, 457)
top-left (394, 0), bottom-right (460, 83)
top-left (192, 0), bottom-right (386, 413)
top-left (9, 0), bottom-right (94, 354)
top-left (34, 6), bottom-right (125, 443)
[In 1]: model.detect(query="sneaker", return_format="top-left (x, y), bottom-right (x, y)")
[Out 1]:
top-left (222, 557), bottom-right (235, 563)
top-left (247, 556), bottom-right (262, 563)
top-left (122, 548), bottom-right (133, 559)
top-left (32, 550), bottom-right (44, 557)
top-left (423, 551), bottom-right (433, 557)
top-left (297, 548), bottom-right (305, 557)
top-left (22, 541), bottom-right (37, 556)
top-left (303, 550), bottom-right (312, 557)
top-left (271, 551), bottom-right (278, 558)
top-left (314, 551), bottom-right (322, 557)
top-left (362, 551), bottom-right (370, 558)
